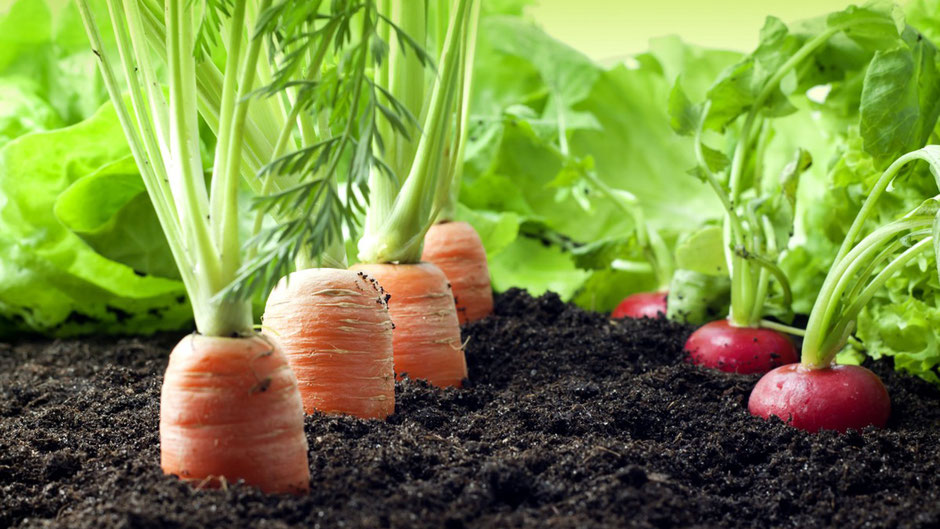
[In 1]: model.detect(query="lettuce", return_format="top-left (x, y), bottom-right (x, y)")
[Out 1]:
top-left (0, 101), bottom-right (190, 336)
top-left (778, 3), bottom-right (940, 382)
top-left (0, 0), bottom-right (185, 336)
top-left (0, 80), bottom-right (62, 148)
top-left (460, 14), bottom-right (737, 310)
top-left (0, 0), bottom-right (109, 127)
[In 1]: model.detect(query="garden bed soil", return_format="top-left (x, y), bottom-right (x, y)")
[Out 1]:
top-left (2, 289), bottom-right (940, 529)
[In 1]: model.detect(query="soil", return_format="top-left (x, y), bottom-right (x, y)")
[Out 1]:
top-left (2, 288), bottom-right (940, 529)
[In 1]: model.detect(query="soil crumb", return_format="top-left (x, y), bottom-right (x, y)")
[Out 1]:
top-left (2, 289), bottom-right (939, 528)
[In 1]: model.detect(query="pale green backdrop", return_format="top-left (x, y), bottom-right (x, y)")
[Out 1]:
top-left (528, 0), bottom-right (910, 59)
top-left (0, 1), bottom-right (916, 57)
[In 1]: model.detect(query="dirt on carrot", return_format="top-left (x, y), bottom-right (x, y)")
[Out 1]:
top-left (350, 262), bottom-right (467, 387)
top-left (2, 289), bottom-right (940, 528)
top-left (264, 268), bottom-right (395, 419)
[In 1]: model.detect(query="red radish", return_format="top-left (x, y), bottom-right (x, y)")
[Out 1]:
top-left (748, 363), bottom-right (890, 432)
top-left (611, 291), bottom-right (667, 319)
top-left (685, 319), bottom-right (798, 374)
top-left (745, 149), bottom-right (940, 433)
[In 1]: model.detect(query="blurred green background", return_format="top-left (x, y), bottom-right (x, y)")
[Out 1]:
top-left (0, 0), bottom-right (906, 57)
top-left (528, 0), bottom-right (894, 59)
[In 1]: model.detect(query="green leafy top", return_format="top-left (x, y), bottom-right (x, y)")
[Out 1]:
top-left (77, 0), bottom-right (412, 335)
top-left (801, 147), bottom-right (940, 367)
top-left (220, 1), bottom-right (430, 296)
top-left (357, 0), bottom-right (480, 264)
top-left (667, 4), bottom-right (925, 328)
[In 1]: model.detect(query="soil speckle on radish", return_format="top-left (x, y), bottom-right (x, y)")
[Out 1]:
top-left (2, 289), bottom-right (940, 528)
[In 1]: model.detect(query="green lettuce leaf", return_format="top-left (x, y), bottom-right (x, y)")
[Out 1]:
top-left (0, 0), bottom-right (109, 126)
top-left (674, 225), bottom-right (727, 276)
top-left (0, 80), bottom-right (62, 148)
top-left (0, 101), bottom-right (190, 335)
top-left (53, 156), bottom-right (180, 280)
top-left (462, 18), bottom-right (737, 307)
top-left (860, 37), bottom-right (940, 169)
top-left (857, 260), bottom-right (940, 384)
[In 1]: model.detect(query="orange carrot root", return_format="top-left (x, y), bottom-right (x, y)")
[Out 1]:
top-left (263, 268), bottom-right (395, 419)
top-left (160, 333), bottom-right (310, 494)
top-left (349, 262), bottom-right (467, 387)
top-left (422, 221), bottom-right (493, 324)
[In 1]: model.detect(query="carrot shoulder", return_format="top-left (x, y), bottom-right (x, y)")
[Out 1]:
top-left (263, 268), bottom-right (395, 419)
top-left (350, 262), bottom-right (467, 387)
top-left (160, 334), bottom-right (310, 494)
top-left (422, 221), bottom-right (493, 324)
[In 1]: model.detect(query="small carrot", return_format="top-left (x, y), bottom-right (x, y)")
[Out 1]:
top-left (422, 221), bottom-right (493, 324)
top-left (350, 262), bottom-right (467, 387)
top-left (160, 334), bottom-right (310, 494)
top-left (263, 268), bottom-right (395, 419)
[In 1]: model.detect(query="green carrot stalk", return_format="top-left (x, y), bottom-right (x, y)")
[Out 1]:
top-left (78, 0), bottom-right (392, 332)
top-left (358, 0), bottom-right (479, 265)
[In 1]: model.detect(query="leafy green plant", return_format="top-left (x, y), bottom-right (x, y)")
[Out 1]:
top-left (669, 5), bottom-right (927, 331)
top-left (459, 20), bottom-right (738, 307)
top-left (750, 146), bottom-right (940, 432)
top-left (778, 2), bottom-right (940, 382)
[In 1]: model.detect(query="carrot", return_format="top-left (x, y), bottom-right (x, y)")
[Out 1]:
top-left (160, 334), bottom-right (310, 494)
top-left (422, 221), bottom-right (493, 324)
top-left (349, 262), bottom-right (467, 387)
top-left (263, 269), bottom-right (395, 419)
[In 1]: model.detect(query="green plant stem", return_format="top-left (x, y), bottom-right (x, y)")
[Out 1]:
top-left (801, 217), bottom-right (931, 367)
top-left (727, 28), bottom-right (838, 200)
top-left (167, 0), bottom-right (251, 336)
top-left (121, 0), bottom-right (171, 162)
top-left (725, 30), bottom-right (837, 326)
top-left (359, 0), bottom-right (472, 264)
top-left (750, 214), bottom-right (791, 325)
top-left (436, 0), bottom-right (479, 222)
top-left (363, 1), bottom-right (407, 255)
top-left (217, 0), bottom-right (273, 283)
top-left (385, 0), bottom-right (426, 179)
top-left (759, 320), bottom-right (806, 337)
top-left (209, 0), bottom-right (248, 255)
top-left (844, 238), bottom-right (908, 303)
top-left (729, 253), bottom-right (755, 327)
top-left (740, 250), bottom-right (792, 316)
top-left (835, 149), bottom-right (930, 263)
top-left (694, 101), bottom-right (751, 325)
top-left (814, 237), bottom-right (933, 366)
top-left (136, 4), bottom-right (281, 195)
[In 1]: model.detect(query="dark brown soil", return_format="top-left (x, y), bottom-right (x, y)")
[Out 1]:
top-left (2, 289), bottom-right (940, 529)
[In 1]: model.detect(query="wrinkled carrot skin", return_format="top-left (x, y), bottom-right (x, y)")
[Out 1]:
top-left (160, 334), bottom-right (310, 494)
top-left (350, 262), bottom-right (467, 387)
top-left (263, 268), bottom-right (395, 419)
top-left (422, 221), bottom-right (493, 324)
